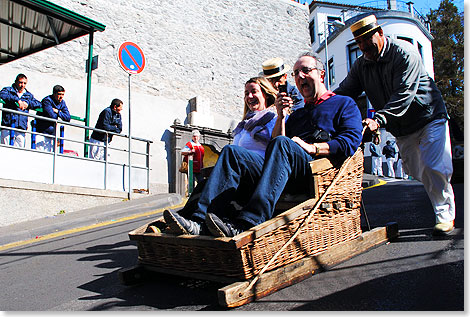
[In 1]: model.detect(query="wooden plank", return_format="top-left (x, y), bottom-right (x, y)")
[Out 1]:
top-left (309, 157), bottom-right (336, 174)
top-left (218, 223), bottom-right (398, 307)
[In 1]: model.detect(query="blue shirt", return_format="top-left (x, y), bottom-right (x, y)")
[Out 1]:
top-left (90, 106), bottom-right (122, 142)
top-left (0, 85), bottom-right (41, 130)
top-left (285, 93), bottom-right (362, 158)
top-left (36, 95), bottom-right (71, 135)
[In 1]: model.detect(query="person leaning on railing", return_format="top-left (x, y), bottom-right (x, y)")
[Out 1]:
top-left (0, 73), bottom-right (41, 148)
top-left (88, 98), bottom-right (123, 160)
top-left (35, 85), bottom-right (71, 152)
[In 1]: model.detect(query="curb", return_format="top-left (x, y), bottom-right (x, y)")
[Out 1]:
top-left (0, 193), bottom-right (182, 247)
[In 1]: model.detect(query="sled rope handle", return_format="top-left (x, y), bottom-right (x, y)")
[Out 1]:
top-left (242, 126), bottom-right (367, 296)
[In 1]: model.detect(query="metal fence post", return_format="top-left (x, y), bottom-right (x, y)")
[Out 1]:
top-left (31, 120), bottom-right (36, 149)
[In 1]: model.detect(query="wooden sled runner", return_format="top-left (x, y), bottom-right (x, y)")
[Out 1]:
top-left (121, 149), bottom-right (399, 307)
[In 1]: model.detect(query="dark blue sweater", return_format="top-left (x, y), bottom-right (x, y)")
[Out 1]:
top-left (90, 106), bottom-right (122, 143)
top-left (36, 95), bottom-right (71, 135)
top-left (0, 85), bottom-right (41, 130)
top-left (285, 94), bottom-right (362, 158)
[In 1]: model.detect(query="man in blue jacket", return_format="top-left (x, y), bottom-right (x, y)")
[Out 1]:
top-left (89, 98), bottom-right (123, 160)
top-left (0, 74), bottom-right (41, 147)
top-left (35, 85), bottom-right (71, 152)
top-left (260, 57), bottom-right (305, 112)
top-left (382, 140), bottom-right (396, 178)
top-left (164, 52), bottom-right (363, 237)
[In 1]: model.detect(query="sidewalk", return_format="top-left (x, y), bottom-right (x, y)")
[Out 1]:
top-left (0, 193), bottom-right (183, 246)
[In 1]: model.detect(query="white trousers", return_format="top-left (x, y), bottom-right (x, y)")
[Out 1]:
top-left (371, 156), bottom-right (383, 176)
top-left (385, 157), bottom-right (395, 177)
top-left (396, 119), bottom-right (455, 223)
top-left (396, 158), bottom-right (407, 179)
top-left (1, 129), bottom-right (25, 148)
top-left (89, 138), bottom-right (106, 160)
top-left (36, 135), bottom-right (54, 152)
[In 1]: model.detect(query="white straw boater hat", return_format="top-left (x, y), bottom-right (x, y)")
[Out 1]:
top-left (260, 57), bottom-right (290, 78)
top-left (350, 15), bottom-right (385, 39)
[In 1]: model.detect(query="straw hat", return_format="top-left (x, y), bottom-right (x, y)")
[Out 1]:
top-left (350, 15), bottom-right (385, 39)
top-left (260, 57), bottom-right (290, 79)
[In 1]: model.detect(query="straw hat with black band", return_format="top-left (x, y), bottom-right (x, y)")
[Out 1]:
top-left (350, 15), bottom-right (385, 39)
top-left (260, 57), bottom-right (290, 79)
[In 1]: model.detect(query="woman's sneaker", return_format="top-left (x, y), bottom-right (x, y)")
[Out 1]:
top-left (163, 210), bottom-right (203, 235)
top-left (205, 213), bottom-right (246, 237)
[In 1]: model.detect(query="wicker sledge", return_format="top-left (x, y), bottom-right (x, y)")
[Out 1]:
top-left (128, 148), bottom-right (364, 282)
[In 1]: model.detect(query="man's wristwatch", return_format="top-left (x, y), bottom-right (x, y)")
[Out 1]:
top-left (313, 143), bottom-right (320, 156)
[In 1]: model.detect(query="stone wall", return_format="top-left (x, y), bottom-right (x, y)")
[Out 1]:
top-left (1, 0), bottom-right (310, 193)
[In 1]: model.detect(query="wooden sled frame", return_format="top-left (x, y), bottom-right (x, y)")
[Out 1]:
top-left (120, 150), bottom-right (398, 307)
top-left (119, 222), bottom-right (399, 307)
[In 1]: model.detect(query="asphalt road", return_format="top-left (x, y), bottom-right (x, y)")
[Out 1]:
top-left (0, 179), bottom-right (464, 311)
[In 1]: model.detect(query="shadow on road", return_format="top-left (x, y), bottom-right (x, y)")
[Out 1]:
top-left (75, 181), bottom-right (464, 310)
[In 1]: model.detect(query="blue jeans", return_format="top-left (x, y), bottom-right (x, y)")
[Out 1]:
top-left (192, 136), bottom-right (314, 226)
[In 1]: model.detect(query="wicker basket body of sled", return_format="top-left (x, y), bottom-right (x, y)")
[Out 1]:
top-left (128, 149), bottom-right (364, 281)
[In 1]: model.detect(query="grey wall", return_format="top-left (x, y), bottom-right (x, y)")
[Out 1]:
top-left (1, 0), bottom-right (311, 193)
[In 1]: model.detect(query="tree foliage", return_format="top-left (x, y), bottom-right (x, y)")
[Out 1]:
top-left (427, 0), bottom-right (464, 136)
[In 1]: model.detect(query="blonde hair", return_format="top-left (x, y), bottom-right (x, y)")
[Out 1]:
top-left (243, 77), bottom-right (278, 119)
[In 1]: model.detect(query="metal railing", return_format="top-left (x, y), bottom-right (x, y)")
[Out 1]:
top-left (340, 0), bottom-right (430, 31)
top-left (0, 106), bottom-right (152, 192)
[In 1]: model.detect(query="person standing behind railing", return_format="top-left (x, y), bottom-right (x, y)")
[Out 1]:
top-left (35, 85), bottom-right (71, 152)
top-left (369, 132), bottom-right (383, 177)
top-left (89, 98), bottom-right (123, 160)
top-left (0, 74), bottom-right (41, 147)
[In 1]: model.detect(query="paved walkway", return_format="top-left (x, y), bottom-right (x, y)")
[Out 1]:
top-left (0, 193), bottom-right (183, 246)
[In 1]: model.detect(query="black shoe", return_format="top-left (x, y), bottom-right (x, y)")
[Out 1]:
top-left (163, 210), bottom-right (203, 235)
top-left (205, 213), bottom-right (246, 237)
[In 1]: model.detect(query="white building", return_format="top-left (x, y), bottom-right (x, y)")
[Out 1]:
top-left (308, 0), bottom-right (434, 174)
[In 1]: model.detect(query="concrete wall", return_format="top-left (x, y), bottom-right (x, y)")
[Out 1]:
top-left (0, 0), bottom-right (311, 194)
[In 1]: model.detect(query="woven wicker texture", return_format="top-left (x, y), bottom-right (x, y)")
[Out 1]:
top-left (130, 150), bottom-right (364, 280)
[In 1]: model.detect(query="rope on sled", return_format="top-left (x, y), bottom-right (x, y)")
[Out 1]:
top-left (241, 126), bottom-right (367, 296)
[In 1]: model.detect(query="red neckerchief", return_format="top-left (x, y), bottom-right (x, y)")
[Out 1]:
top-left (305, 90), bottom-right (336, 107)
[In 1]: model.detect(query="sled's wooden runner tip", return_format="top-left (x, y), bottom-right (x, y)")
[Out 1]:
top-left (218, 222), bottom-right (399, 308)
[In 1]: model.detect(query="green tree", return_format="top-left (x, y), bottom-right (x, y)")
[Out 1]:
top-left (427, 0), bottom-right (464, 136)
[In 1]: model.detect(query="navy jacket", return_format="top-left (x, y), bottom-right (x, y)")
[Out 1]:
top-left (90, 106), bottom-right (122, 143)
top-left (36, 95), bottom-right (71, 135)
top-left (382, 144), bottom-right (396, 159)
top-left (286, 94), bottom-right (362, 158)
top-left (0, 85), bottom-right (41, 130)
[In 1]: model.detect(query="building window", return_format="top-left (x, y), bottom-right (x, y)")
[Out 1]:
top-left (309, 19), bottom-right (315, 44)
top-left (328, 57), bottom-right (335, 86)
top-left (327, 16), bottom-right (342, 34)
top-left (348, 43), bottom-right (361, 70)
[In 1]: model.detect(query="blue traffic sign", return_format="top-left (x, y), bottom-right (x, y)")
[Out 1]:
top-left (118, 42), bottom-right (145, 74)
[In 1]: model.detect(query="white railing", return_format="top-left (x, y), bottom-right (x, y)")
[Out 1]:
top-left (0, 106), bottom-right (152, 193)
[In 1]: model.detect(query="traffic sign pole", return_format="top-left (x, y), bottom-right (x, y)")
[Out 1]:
top-left (128, 73), bottom-right (132, 200)
top-left (117, 42), bottom-right (145, 199)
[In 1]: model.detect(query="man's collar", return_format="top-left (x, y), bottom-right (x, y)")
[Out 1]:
top-left (305, 90), bottom-right (335, 107)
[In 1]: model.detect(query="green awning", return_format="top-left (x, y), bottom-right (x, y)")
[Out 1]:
top-left (0, 0), bottom-right (106, 65)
